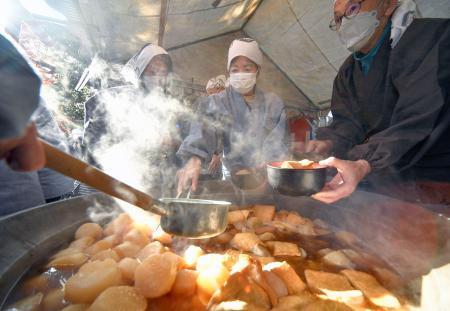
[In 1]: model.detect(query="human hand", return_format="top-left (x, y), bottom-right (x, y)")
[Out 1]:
top-left (208, 153), bottom-right (221, 174)
top-left (312, 157), bottom-right (371, 204)
top-left (0, 123), bottom-right (45, 171)
top-left (177, 156), bottom-right (202, 194)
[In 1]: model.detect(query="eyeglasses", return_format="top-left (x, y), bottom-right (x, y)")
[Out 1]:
top-left (237, 38), bottom-right (255, 43)
top-left (329, 0), bottom-right (367, 31)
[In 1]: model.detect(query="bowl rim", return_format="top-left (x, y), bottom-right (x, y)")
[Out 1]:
top-left (266, 161), bottom-right (327, 171)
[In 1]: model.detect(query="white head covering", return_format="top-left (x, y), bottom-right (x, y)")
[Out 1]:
top-left (390, 0), bottom-right (416, 48)
top-left (227, 38), bottom-right (263, 70)
top-left (122, 44), bottom-right (169, 85)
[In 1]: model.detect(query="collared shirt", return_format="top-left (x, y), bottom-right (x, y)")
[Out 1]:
top-left (353, 21), bottom-right (392, 75)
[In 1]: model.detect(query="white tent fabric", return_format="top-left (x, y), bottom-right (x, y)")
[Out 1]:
top-left (245, 0), bottom-right (348, 106)
top-left (49, 0), bottom-right (450, 109)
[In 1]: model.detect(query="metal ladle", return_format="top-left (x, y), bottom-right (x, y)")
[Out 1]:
top-left (41, 140), bottom-right (230, 238)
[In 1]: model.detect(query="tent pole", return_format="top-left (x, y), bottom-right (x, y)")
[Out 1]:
top-left (158, 0), bottom-right (169, 46)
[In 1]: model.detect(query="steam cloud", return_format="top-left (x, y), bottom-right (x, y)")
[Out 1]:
top-left (81, 70), bottom-right (197, 227)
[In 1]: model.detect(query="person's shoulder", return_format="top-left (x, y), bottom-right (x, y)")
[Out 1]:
top-left (336, 54), bottom-right (354, 80)
top-left (256, 89), bottom-right (286, 116)
top-left (259, 89), bottom-right (284, 106)
top-left (391, 18), bottom-right (450, 72)
top-left (409, 18), bottom-right (450, 31)
top-left (396, 18), bottom-right (450, 50)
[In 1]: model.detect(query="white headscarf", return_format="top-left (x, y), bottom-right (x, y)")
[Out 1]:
top-left (122, 44), bottom-right (169, 85)
top-left (390, 0), bottom-right (416, 48)
top-left (227, 38), bottom-right (263, 70)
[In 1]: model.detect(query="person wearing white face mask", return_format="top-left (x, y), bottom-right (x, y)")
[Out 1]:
top-left (82, 43), bottom-right (175, 168)
top-left (176, 38), bottom-right (289, 193)
top-left (79, 44), bottom-right (187, 197)
top-left (303, 0), bottom-right (450, 204)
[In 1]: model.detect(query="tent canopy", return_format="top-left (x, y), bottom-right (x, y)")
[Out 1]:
top-left (18, 0), bottom-right (450, 110)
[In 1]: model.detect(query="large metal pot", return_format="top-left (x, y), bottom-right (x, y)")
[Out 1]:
top-left (0, 189), bottom-right (449, 308)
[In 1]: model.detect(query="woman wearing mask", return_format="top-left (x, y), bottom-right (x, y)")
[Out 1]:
top-left (79, 43), bottom-right (184, 197)
top-left (83, 43), bottom-right (174, 167)
top-left (177, 38), bottom-right (289, 193)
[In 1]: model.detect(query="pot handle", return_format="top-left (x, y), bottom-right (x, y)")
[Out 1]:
top-left (41, 139), bottom-right (167, 216)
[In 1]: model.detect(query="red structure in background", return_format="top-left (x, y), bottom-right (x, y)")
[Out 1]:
top-left (288, 117), bottom-right (311, 153)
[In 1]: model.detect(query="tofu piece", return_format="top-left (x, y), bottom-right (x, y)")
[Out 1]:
top-left (222, 250), bottom-right (242, 271)
top-left (305, 270), bottom-right (354, 292)
top-left (210, 300), bottom-right (250, 310)
top-left (322, 250), bottom-right (355, 269)
top-left (254, 256), bottom-right (276, 266)
top-left (305, 269), bottom-right (366, 308)
top-left (254, 225), bottom-right (276, 235)
top-left (313, 218), bottom-right (329, 229)
top-left (183, 245), bottom-right (204, 268)
top-left (373, 266), bottom-right (403, 289)
top-left (47, 253), bottom-right (88, 268)
top-left (207, 263), bottom-right (271, 311)
top-left (335, 230), bottom-right (358, 247)
top-left (266, 241), bottom-right (304, 258)
top-left (341, 269), bottom-right (401, 309)
top-left (196, 254), bottom-right (225, 272)
top-left (303, 299), bottom-right (353, 311)
top-left (285, 213), bottom-right (307, 226)
top-left (171, 269), bottom-right (198, 297)
top-left (227, 210), bottom-right (251, 224)
top-left (246, 216), bottom-right (263, 229)
top-left (296, 223), bottom-right (316, 236)
top-left (262, 271), bottom-right (288, 298)
top-left (320, 288), bottom-right (365, 308)
top-left (341, 249), bottom-right (372, 269)
top-left (232, 221), bottom-right (246, 231)
top-left (213, 231), bottom-right (234, 244)
top-left (298, 159), bottom-right (314, 166)
top-left (271, 293), bottom-right (317, 311)
top-left (253, 205), bottom-right (276, 222)
top-left (251, 244), bottom-right (271, 257)
top-left (280, 161), bottom-right (296, 169)
top-left (316, 248), bottom-right (334, 258)
top-left (264, 262), bottom-right (306, 295)
top-left (152, 227), bottom-right (172, 245)
top-left (136, 241), bottom-right (164, 262)
top-left (258, 232), bottom-right (276, 242)
top-left (273, 211), bottom-right (289, 223)
top-left (230, 233), bottom-right (261, 252)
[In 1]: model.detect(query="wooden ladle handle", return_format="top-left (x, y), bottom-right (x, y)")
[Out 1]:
top-left (41, 139), bottom-right (165, 215)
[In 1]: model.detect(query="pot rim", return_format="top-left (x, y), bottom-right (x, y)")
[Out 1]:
top-left (266, 161), bottom-right (327, 171)
top-left (158, 198), bottom-right (231, 206)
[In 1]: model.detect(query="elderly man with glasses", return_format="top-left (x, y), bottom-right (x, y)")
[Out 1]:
top-left (307, 0), bottom-right (450, 203)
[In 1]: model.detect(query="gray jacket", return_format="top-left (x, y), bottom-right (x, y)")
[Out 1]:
top-left (178, 87), bottom-right (289, 171)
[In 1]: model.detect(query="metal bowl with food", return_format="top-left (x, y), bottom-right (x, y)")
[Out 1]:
top-left (267, 160), bottom-right (327, 196)
top-left (230, 168), bottom-right (266, 190)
